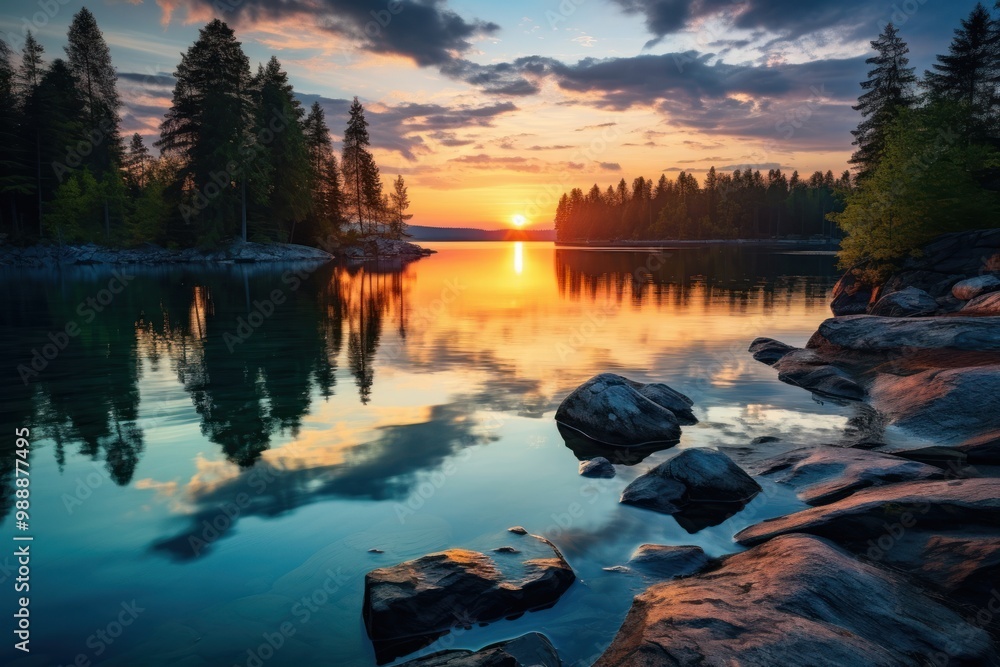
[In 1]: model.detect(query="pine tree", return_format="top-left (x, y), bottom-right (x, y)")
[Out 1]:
top-left (850, 23), bottom-right (917, 179)
top-left (0, 37), bottom-right (30, 239)
top-left (157, 19), bottom-right (253, 246)
top-left (302, 101), bottom-right (343, 244)
top-left (923, 3), bottom-right (999, 139)
top-left (341, 97), bottom-right (382, 236)
top-left (389, 175), bottom-right (412, 240)
top-left (17, 32), bottom-right (44, 234)
top-left (250, 56), bottom-right (310, 242)
top-left (123, 133), bottom-right (150, 192)
top-left (65, 7), bottom-right (123, 176)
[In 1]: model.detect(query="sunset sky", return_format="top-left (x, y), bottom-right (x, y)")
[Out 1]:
top-left (1, 0), bottom-right (982, 228)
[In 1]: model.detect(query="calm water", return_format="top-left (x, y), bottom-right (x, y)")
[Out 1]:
top-left (0, 242), bottom-right (848, 667)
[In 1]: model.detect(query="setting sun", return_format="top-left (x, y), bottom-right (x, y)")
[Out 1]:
top-left (512, 214), bottom-right (527, 228)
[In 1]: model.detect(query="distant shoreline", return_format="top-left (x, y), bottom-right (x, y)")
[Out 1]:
top-left (554, 238), bottom-right (841, 250)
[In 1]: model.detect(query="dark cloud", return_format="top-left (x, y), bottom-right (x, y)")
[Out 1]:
top-left (599, 162), bottom-right (622, 171)
top-left (163, 0), bottom-right (498, 67)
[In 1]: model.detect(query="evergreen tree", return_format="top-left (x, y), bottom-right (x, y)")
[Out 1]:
top-left (923, 3), bottom-right (999, 139)
top-left (0, 37), bottom-right (30, 239)
top-left (250, 56), bottom-right (310, 242)
top-left (302, 102), bottom-right (343, 245)
top-left (65, 7), bottom-right (123, 175)
top-left (388, 175), bottom-right (412, 239)
top-left (341, 97), bottom-right (382, 235)
top-left (123, 133), bottom-right (150, 192)
top-left (157, 19), bottom-right (253, 246)
top-left (17, 32), bottom-right (45, 234)
top-left (850, 23), bottom-right (917, 179)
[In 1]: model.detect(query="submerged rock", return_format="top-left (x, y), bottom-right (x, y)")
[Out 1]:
top-left (579, 457), bottom-right (616, 478)
top-left (747, 337), bottom-right (797, 365)
top-left (952, 274), bottom-right (1000, 301)
top-left (555, 374), bottom-right (691, 447)
top-left (593, 534), bottom-right (998, 666)
top-left (397, 632), bottom-right (561, 667)
top-left (363, 536), bottom-right (574, 663)
top-left (626, 544), bottom-right (709, 580)
top-left (868, 286), bottom-right (938, 317)
top-left (620, 448), bottom-right (761, 517)
top-left (753, 446), bottom-right (943, 505)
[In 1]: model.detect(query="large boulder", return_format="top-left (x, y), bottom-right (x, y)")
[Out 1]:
top-left (771, 349), bottom-right (865, 401)
top-left (817, 315), bottom-right (1000, 351)
top-left (962, 290), bottom-right (1000, 315)
top-left (626, 544), bottom-right (709, 580)
top-left (747, 337), bottom-right (797, 365)
top-left (876, 228), bottom-right (1000, 299)
top-left (397, 633), bottom-right (561, 667)
top-left (363, 534), bottom-right (575, 663)
top-left (753, 446), bottom-right (943, 505)
top-left (620, 448), bottom-right (761, 516)
top-left (953, 274), bottom-right (1000, 301)
top-left (868, 286), bottom-right (939, 317)
top-left (555, 374), bottom-right (692, 446)
top-left (593, 534), bottom-right (998, 666)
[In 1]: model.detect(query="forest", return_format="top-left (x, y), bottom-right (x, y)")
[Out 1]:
top-left (0, 13), bottom-right (411, 249)
top-left (555, 2), bottom-right (1000, 276)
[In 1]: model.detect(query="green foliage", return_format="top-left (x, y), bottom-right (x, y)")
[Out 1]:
top-left (833, 101), bottom-right (1000, 274)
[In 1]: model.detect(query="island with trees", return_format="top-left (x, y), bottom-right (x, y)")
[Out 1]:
top-left (0, 13), bottom-right (425, 265)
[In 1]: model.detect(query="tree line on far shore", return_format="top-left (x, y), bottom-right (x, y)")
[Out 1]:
top-left (0, 13), bottom-right (411, 249)
top-left (555, 2), bottom-right (1000, 279)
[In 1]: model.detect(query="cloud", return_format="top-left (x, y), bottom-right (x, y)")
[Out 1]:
top-left (157, 0), bottom-right (499, 67)
top-left (599, 162), bottom-right (622, 171)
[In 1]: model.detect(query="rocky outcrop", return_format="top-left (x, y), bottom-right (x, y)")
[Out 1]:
top-left (620, 448), bottom-right (761, 519)
top-left (579, 457), bottom-right (616, 478)
top-left (336, 236), bottom-right (436, 261)
top-left (735, 477), bottom-right (1000, 548)
top-left (878, 228), bottom-right (1000, 300)
top-left (0, 240), bottom-right (335, 266)
top-left (593, 534), bottom-right (999, 666)
top-left (868, 286), bottom-right (939, 317)
top-left (817, 314), bottom-right (1000, 351)
top-left (771, 349), bottom-right (865, 401)
top-left (555, 374), bottom-right (693, 447)
top-left (626, 544), bottom-right (709, 580)
top-left (363, 534), bottom-right (574, 663)
top-left (752, 445), bottom-right (943, 505)
top-left (830, 268), bottom-right (873, 316)
top-left (397, 633), bottom-right (561, 667)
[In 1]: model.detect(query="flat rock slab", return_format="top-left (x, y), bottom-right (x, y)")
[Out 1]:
top-left (593, 534), bottom-right (998, 666)
top-left (620, 448), bottom-right (761, 519)
top-left (963, 291), bottom-right (1000, 315)
top-left (735, 477), bottom-right (1000, 548)
top-left (397, 632), bottom-right (560, 667)
top-left (818, 315), bottom-right (1000, 351)
top-left (753, 446), bottom-right (943, 505)
top-left (869, 365), bottom-right (1000, 446)
top-left (555, 374), bottom-right (692, 447)
top-left (363, 535), bottom-right (574, 663)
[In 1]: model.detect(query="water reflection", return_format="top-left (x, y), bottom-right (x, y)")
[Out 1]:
top-left (0, 243), bottom-right (847, 667)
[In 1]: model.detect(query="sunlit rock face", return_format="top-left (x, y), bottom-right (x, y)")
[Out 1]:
top-left (594, 534), bottom-right (999, 667)
top-left (555, 373), bottom-right (694, 447)
top-left (363, 533), bottom-right (575, 664)
top-left (868, 286), bottom-right (939, 317)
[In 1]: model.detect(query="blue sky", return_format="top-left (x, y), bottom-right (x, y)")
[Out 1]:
top-left (0, 0), bottom-right (987, 227)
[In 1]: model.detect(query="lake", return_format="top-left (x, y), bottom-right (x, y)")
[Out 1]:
top-left (0, 242), bottom-right (848, 666)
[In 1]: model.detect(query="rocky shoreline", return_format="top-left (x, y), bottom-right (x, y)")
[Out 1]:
top-left (361, 228), bottom-right (1000, 666)
top-left (0, 237), bottom-right (434, 268)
